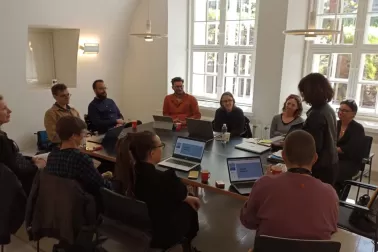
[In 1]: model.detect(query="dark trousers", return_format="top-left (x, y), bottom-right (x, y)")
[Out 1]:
top-left (312, 163), bottom-right (339, 186)
top-left (335, 160), bottom-right (360, 199)
top-left (151, 203), bottom-right (199, 250)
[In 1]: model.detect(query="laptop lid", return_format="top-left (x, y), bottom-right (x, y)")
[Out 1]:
top-left (153, 115), bottom-right (173, 123)
top-left (227, 157), bottom-right (264, 183)
top-left (172, 137), bottom-right (206, 163)
top-left (186, 118), bottom-right (214, 139)
top-left (102, 126), bottom-right (125, 149)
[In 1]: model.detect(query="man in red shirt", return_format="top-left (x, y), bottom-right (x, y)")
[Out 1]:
top-left (163, 77), bottom-right (201, 124)
top-left (240, 130), bottom-right (338, 240)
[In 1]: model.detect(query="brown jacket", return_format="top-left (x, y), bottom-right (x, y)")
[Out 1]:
top-left (25, 171), bottom-right (96, 244)
top-left (44, 103), bottom-right (80, 143)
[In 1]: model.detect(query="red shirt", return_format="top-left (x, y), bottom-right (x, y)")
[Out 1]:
top-left (163, 93), bottom-right (201, 122)
top-left (240, 172), bottom-right (338, 240)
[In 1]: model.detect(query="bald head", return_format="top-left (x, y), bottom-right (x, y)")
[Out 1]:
top-left (283, 130), bottom-right (317, 168)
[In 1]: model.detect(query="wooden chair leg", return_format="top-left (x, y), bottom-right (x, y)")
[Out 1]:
top-left (1, 244), bottom-right (4, 252)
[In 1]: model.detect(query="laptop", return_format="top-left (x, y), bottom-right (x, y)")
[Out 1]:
top-left (153, 115), bottom-right (174, 130)
top-left (227, 157), bottom-right (264, 195)
top-left (235, 141), bottom-right (271, 154)
top-left (158, 137), bottom-right (206, 171)
top-left (186, 118), bottom-right (221, 142)
top-left (100, 126), bottom-right (126, 153)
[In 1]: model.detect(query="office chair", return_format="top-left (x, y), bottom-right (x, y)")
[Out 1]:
top-left (34, 130), bottom-right (52, 154)
top-left (240, 116), bottom-right (253, 138)
top-left (253, 235), bottom-right (341, 252)
top-left (84, 114), bottom-right (95, 135)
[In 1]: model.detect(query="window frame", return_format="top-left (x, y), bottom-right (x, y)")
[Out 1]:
top-left (304, 0), bottom-right (378, 117)
top-left (188, 0), bottom-right (259, 109)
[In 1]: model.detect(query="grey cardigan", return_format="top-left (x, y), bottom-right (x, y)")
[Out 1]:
top-left (270, 114), bottom-right (304, 138)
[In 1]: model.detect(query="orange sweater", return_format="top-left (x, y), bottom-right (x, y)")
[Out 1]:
top-left (163, 93), bottom-right (201, 122)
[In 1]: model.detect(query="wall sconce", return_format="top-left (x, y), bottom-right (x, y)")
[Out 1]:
top-left (79, 43), bottom-right (99, 54)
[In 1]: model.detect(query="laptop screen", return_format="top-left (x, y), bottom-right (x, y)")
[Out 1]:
top-left (173, 137), bottom-right (206, 161)
top-left (227, 157), bottom-right (263, 182)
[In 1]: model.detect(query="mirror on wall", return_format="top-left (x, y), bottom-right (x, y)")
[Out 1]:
top-left (27, 27), bottom-right (80, 88)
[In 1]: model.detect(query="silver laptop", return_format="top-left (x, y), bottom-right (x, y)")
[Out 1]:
top-left (235, 142), bottom-right (270, 154)
top-left (227, 157), bottom-right (264, 195)
top-left (158, 137), bottom-right (206, 171)
top-left (153, 115), bottom-right (174, 130)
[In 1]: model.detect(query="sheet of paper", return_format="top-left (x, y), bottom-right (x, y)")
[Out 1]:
top-left (33, 152), bottom-right (50, 162)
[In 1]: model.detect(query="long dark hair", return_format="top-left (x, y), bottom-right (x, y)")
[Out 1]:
top-left (115, 131), bottom-right (157, 196)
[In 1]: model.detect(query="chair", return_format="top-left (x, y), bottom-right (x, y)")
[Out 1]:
top-left (84, 114), bottom-right (95, 134)
top-left (34, 131), bottom-right (52, 153)
top-left (338, 180), bottom-right (378, 252)
top-left (99, 188), bottom-right (179, 252)
top-left (241, 116), bottom-right (253, 138)
top-left (124, 120), bottom-right (143, 129)
top-left (352, 136), bottom-right (374, 198)
top-left (253, 235), bottom-right (341, 252)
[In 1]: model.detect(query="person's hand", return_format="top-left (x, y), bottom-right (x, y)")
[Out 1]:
top-left (34, 158), bottom-right (47, 169)
top-left (116, 119), bottom-right (124, 124)
top-left (102, 171), bottom-right (113, 179)
top-left (337, 147), bottom-right (343, 153)
top-left (115, 123), bottom-right (123, 128)
top-left (184, 196), bottom-right (201, 211)
top-left (173, 118), bottom-right (180, 123)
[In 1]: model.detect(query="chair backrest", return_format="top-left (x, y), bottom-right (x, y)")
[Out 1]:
top-left (34, 131), bottom-right (51, 151)
top-left (100, 188), bottom-right (151, 232)
top-left (360, 136), bottom-right (373, 172)
top-left (84, 114), bottom-right (94, 133)
top-left (254, 235), bottom-right (341, 252)
top-left (124, 120), bottom-right (143, 129)
top-left (241, 116), bottom-right (253, 138)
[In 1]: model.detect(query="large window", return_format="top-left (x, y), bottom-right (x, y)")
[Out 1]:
top-left (306, 0), bottom-right (378, 115)
top-left (189, 0), bottom-right (257, 107)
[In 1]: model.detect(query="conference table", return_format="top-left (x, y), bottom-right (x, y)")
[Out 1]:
top-left (82, 122), bottom-right (272, 201)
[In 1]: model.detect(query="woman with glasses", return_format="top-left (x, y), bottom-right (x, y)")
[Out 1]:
top-left (213, 92), bottom-right (245, 137)
top-left (335, 100), bottom-right (365, 194)
top-left (298, 73), bottom-right (338, 186)
top-left (115, 131), bottom-right (201, 251)
top-left (270, 94), bottom-right (304, 138)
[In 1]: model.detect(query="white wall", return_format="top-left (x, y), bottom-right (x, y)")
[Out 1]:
top-left (0, 0), bottom-right (138, 150)
top-left (122, 0), bottom-right (168, 122)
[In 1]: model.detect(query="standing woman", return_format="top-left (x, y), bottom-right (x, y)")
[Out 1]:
top-left (213, 92), bottom-right (245, 137)
top-left (298, 73), bottom-right (338, 185)
top-left (270, 94), bottom-right (304, 138)
top-left (115, 131), bottom-right (201, 251)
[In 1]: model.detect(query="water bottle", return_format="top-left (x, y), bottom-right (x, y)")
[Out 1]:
top-left (221, 124), bottom-right (228, 143)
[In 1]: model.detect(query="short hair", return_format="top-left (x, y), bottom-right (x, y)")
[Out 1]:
top-left (0, 95), bottom-right (3, 101)
top-left (219, 92), bottom-right (235, 107)
top-left (282, 94), bottom-right (303, 117)
top-left (92, 79), bottom-right (104, 90)
top-left (51, 84), bottom-right (67, 96)
top-left (171, 77), bottom-right (184, 86)
top-left (340, 99), bottom-right (358, 113)
top-left (56, 116), bottom-right (87, 141)
top-left (284, 130), bottom-right (316, 166)
top-left (298, 73), bottom-right (334, 107)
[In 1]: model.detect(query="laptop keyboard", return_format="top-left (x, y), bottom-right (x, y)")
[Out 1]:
top-left (166, 159), bottom-right (194, 167)
top-left (236, 182), bottom-right (254, 188)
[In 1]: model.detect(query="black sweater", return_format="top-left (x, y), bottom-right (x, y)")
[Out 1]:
top-left (213, 107), bottom-right (245, 137)
top-left (337, 120), bottom-right (365, 163)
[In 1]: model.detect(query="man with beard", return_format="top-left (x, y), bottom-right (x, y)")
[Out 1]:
top-left (45, 83), bottom-right (81, 145)
top-left (88, 79), bottom-right (124, 134)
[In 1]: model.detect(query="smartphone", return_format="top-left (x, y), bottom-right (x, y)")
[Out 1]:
top-left (188, 171), bottom-right (199, 179)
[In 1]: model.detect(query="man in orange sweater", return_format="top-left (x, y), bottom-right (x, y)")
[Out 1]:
top-left (163, 77), bottom-right (201, 124)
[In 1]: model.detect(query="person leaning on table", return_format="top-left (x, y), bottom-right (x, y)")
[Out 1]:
top-left (240, 130), bottom-right (338, 240)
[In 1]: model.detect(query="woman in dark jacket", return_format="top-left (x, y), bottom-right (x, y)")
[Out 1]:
top-left (336, 99), bottom-right (365, 190)
top-left (298, 73), bottom-right (338, 185)
top-left (0, 95), bottom-right (44, 195)
top-left (115, 131), bottom-right (201, 251)
top-left (213, 92), bottom-right (245, 137)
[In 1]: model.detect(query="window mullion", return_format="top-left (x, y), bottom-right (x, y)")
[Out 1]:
top-left (216, 0), bottom-right (227, 98)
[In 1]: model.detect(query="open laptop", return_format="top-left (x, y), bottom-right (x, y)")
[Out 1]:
top-left (186, 118), bottom-right (221, 142)
top-left (158, 137), bottom-right (206, 171)
top-left (99, 126), bottom-right (125, 154)
top-left (227, 157), bottom-right (264, 195)
top-left (153, 115), bottom-right (174, 130)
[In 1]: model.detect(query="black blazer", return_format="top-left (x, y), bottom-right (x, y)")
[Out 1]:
top-left (337, 120), bottom-right (365, 163)
top-left (213, 107), bottom-right (245, 137)
top-left (0, 131), bottom-right (20, 177)
top-left (134, 162), bottom-right (187, 233)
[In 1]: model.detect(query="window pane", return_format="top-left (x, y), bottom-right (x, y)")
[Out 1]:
top-left (238, 78), bottom-right (245, 97)
top-left (194, 0), bottom-right (207, 21)
top-left (224, 53), bottom-right (238, 75)
top-left (241, 0), bottom-right (256, 20)
top-left (194, 22), bottom-right (206, 45)
top-left (193, 52), bottom-right (205, 74)
top-left (240, 21), bottom-right (255, 46)
top-left (315, 18), bottom-right (335, 44)
top-left (207, 22), bottom-right (220, 45)
top-left (362, 54), bottom-right (378, 81)
top-left (225, 21), bottom-right (239, 45)
top-left (206, 76), bottom-right (216, 93)
top-left (192, 74), bottom-right (205, 96)
top-left (365, 15), bottom-right (378, 44)
top-left (369, 0), bottom-right (378, 12)
top-left (337, 17), bottom-right (356, 44)
top-left (342, 0), bottom-right (358, 13)
top-left (332, 54), bottom-right (351, 79)
top-left (331, 83), bottom-right (347, 104)
top-left (206, 52), bottom-right (218, 73)
top-left (227, 0), bottom-right (241, 20)
top-left (224, 77), bottom-right (236, 93)
top-left (312, 54), bottom-right (330, 75)
top-left (208, 0), bottom-right (220, 21)
top-left (359, 84), bottom-right (378, 109)
top-left (246, 79), bottom-right (252, 96)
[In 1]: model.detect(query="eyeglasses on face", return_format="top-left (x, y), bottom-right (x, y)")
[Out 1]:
top-left (174, 85), bottom-right (184, 89)
top-left (336, 108), bottom-right (353, 113)
top-left (59, 93), bottom-right (71, 98)
top-left (222, 99), bottom-right (233, 103)
top-left (153, 142), bottom-right (166, 150)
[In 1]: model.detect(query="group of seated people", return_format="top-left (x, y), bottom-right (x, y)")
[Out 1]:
top-left (0, 72), bottom-right (370, 251)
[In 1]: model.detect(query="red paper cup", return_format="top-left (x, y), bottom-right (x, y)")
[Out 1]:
top-left (131, 120), bottom-right (137, 129)
top-left (175, 123), bottom-right (182, 131)
top-left (201, 170), bottom-right (211, 183)
top-left (271, 166), bottom-right (283, 175)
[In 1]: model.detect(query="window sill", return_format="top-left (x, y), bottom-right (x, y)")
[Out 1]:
top-left (198, 100), bottom-right (253, 116)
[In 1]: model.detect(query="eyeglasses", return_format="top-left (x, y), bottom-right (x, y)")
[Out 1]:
top-left (173, 85), bottom-right (184, 89)
top-left (222, 99), bottom-right (233, 103)
top-left (59, 93), bottom-right (71, 98)
top-left (336, 108), bottom-right (353, 113)
top-left (153, 143), bottom-right (166, 150)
